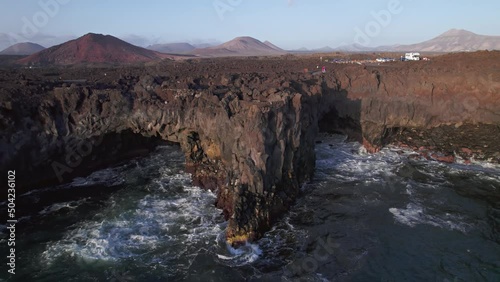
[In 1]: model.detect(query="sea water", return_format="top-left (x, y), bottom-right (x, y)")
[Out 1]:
top-left (1, 136), bottom-right (499, 281)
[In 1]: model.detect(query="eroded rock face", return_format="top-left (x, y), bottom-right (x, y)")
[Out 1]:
top-left (325, 52), bottom-right (500, 158)
top-left (0, 70), bottom-right (321, 243)
top-left (1, 52), bottom-right (499, 243)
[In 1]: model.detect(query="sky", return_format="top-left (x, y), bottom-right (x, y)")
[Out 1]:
top-left (1, 0), bottom-right (499, 49)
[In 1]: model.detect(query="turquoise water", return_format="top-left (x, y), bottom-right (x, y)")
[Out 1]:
top-left (1, 136), bottom-right (499, 281)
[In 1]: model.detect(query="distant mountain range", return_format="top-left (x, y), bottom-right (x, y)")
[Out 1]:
top-left (333, 29), bottom-right (500, 52)
top-left (293, 29), bottom-right (500, 53)
top-left (189, 29), bottom-right (500, 54)
top-left (0, 33), bottom-right (75, 51)
top-left (10, 29), bottom-right (500, 65)
top-left (386, 29), bottom-right (500, 52)
top-left (147, 42), bottom-right (196, 54)
top-left (0, 42), bottom-right (45, 55)
top-left (292, 45), bottom-right (369, 53)
top-left (146, 37), bottom-right (285, 57)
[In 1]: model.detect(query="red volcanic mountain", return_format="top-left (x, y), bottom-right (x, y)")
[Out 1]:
top-left (18, 33), bottom-right (169, 65)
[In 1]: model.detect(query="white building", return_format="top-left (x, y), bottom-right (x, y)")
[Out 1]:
top-left (405, 52), bottom-right (421, 61)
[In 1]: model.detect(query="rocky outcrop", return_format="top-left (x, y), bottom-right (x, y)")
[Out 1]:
top-left (325, 51), bottom-right (500, 160)
top-left (1, 51), bottom-right (499, 243)
top-left (0, 70), bottom-right (321, 243)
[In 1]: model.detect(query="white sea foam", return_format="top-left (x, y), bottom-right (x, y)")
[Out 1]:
top-left (39, 198), bottom-right (90, 215)
top-left (217, 242), bottom-right (263, 266)
top-left (41, 170), bottom-right (224, 265)
top-left (71, 167), bottom-right (124, 187)
top-left (30, 137), bottom-right (500, 276)
top-left (389, 203), bottom-right (470, 233)
top-left (315, 137), bottom-right (410, 198)
top-left (315, 135), bottom-right (492, 236)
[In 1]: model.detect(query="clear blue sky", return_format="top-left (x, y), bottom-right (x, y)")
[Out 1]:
top-left (1, 0), bottom-right (499, 49)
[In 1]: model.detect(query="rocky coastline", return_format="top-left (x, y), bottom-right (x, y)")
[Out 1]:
top-left (1, 52), bottom-right (499, 243)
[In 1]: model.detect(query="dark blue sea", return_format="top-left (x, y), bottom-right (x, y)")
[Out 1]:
top-left (1, 135), bottom-right (499, 281)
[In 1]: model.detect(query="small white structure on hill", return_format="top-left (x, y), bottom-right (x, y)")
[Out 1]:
top-left (405, 52), bottom-right (421, 61)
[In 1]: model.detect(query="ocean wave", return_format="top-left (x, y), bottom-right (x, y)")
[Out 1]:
top-left (41, 171), bottom-right (224, 265)
top-left (39, 198), bottom-right (90, 216)
top-left (217, 242), bottom-right (263, 266)
top-left (71, 167), bottom-right (125, 188)
top-left (389, 203), bottom-right (471, 233)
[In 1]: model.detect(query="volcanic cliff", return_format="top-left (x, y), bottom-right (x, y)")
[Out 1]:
top-left (1, 51), bottom-right (499, 243)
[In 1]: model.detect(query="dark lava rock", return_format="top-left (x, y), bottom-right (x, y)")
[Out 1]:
top-left (1, 52), bottom-right (499, 244)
